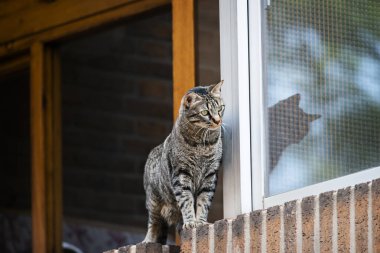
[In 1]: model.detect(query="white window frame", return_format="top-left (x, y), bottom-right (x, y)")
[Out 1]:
top-left (219, 0), bottom-right (253, 218)
top-left (219, 0), bottom-right (380, 217)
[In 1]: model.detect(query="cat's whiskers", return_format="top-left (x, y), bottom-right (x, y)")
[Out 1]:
top-left (180, 118), bottom-right (193, 129)
top-left (194, 126), bottom-right (206, 138)
top-left (221, 123), bottom-right (228, 138)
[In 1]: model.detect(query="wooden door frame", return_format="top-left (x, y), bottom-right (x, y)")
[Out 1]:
top-left (172, 0), bottom-right (196, 120)
top-left (30, 42), bottom-right (62, 253)
top-left (0, 0), bottom-right (172, 58)
top-left (0, 0), bottom-right (196, 252)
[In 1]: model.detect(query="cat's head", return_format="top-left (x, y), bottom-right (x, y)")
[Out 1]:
top-left (270, 93), bottom-right (321, 144)
top-left (180, 81), bottom-right (225, 130)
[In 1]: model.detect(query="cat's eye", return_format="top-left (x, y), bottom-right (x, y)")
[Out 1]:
top-left (200, 110), bottom-right (208, 116)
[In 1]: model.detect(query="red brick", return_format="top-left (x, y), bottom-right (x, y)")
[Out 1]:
top-left (180, 228), bottom-right (193, 253)
top-left (123, 98), bottom-right (172, 120)
top-left (136, 242), bottom-right (162, 253)
top-left (319, 191), bottom-right (333, 252)
top-left (136, 120), bottom-right (171, 140)
top-left (337, 187), bottom-right (350, 252)
top-left (355, 183), bottom-right (369, 252)
top-left (372, 179), bottom-right (380, 253)
top-left (301, 196), bottom-right (315, 253)
top-left (232, 214), bottom-right (245, 253)
top-left (125, 16), bottom-right (171, 40)
top-left (62, 64), bottom-right (137, 94)
top-left (63, 109), bottom-right (135, 134)
top-left (198, 30), bottom-right (220, 54)
top-left (137, 79), bottom-right (172, 101)
top-left (284, 200), bottom-right (297, 252)
top-left (214, 219), bottom-right (228, 253)
top-left (106, 244), bottom-right (179, 253)
top-left (196, 223), bottom-right (209, 253)
top-left (250, 210), bottom-right (262, 253)
top-left (130, 37), bottom-right (172, 59)
top-left (196, 0), bottom-right (220, 86)
top-left (266, 206), bottom-right (281, 253)
top-left (197, 68), bottom-right (220, 86)
top-left (103, 250), bottom-right (118, 253)
top-left (123, 138), bottom-right (159, 156)
top-left (162, 245), bottom-right (180, 253)
top-left (117, 245), bottom-right (131, 252)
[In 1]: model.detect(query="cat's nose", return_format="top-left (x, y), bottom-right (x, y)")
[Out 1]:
top-left (212, 116), bottom-right (221, 125)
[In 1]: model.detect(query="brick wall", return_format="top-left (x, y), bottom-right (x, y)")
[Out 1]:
top-left (196, 0), bottom-right (221, 85)
top-left (104, 178), bottom-right (380, 252)
top-left (61, 7), bottom-right (173, 229)
top-left (180, 178), bottom-right (380, 253)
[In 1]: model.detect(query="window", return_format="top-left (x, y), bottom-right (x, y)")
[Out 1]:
top-left (265, 0), bottom-right (380, 197)
top-left (220, 0), bottom-right (380, 216)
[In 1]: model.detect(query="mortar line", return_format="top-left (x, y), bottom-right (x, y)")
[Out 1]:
top-left (350, 186), bottom-right (356, 253)
top-left (244, 214), bottom-right (250, 253)
top-left (262, 210), bottom-right (267, 253)
top-left (209, 224), bottom-right (214, 253)
top-left (332, 191), bottom-right (338, 253)
top-left (368, 182), bottom-right (373, 253)
top-left (280, 205), bottom-right (284, 253)
top-left (314, 195), bottom-right (320, 252)
top-left (296, 199), bottom-right (302, 253)
top-left (192, 227), bottom-right (197, 253)
top-left (227, 219), bottom-right (233, 253)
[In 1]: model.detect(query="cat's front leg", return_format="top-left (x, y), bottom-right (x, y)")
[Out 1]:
top-left (195, 172), bottom-right (217, 225)
top-left (172, 171), bottom-right (196, 229)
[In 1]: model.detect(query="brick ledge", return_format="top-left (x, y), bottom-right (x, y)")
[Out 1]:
top-left (103, 243), bottom-right (180, 253)
top-left (105, 178), bottom-right (380, 252)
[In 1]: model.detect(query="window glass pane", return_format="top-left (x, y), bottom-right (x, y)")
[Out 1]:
top-left (265, 0), bottom-right (380, 196)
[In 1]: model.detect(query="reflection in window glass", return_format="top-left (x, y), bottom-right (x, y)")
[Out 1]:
top-left (265, 0), bottom-right (380, 196)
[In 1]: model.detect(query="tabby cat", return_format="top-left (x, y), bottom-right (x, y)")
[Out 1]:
top-left (142, 81), bottom-right (224, 244)
top-left (268, 93), bottom-right (321, 171)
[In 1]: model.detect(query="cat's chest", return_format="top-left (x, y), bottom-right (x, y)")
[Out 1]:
top-left (192, 143), bottom-right (220, 159)
top-left (189, 145), bottom-right (221, 172)
top-left (172, 138), bottom-right (222, 171)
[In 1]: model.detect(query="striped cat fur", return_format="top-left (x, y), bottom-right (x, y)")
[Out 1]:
top-left (142, 81), bottom-right (225, 244)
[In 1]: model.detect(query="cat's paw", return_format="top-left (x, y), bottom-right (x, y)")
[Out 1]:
top-left (196, 221), bottom-right (210, 227)
top-left (183, 221), bottom-right (197, 230)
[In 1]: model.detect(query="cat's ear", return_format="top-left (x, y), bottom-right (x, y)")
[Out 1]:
top-left (208, 80), bottom-right (223, 97)
top-left (307, 113), bottom-right (321, 122)
top-left (288, 93), bottom-right (301, 106)
top-left (183, 92), bottom-right (202, 110)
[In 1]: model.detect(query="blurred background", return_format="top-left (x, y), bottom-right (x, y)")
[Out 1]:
top-left (0, 0), bottom-right (222, 252)
top-left (2, 0), bottom-right (379, 252)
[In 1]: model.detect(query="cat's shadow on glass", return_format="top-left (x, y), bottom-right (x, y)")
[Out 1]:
top-left (268, 93), bottom-right (321, 171)
top-left (221, 93), bottom-right (321, 172)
